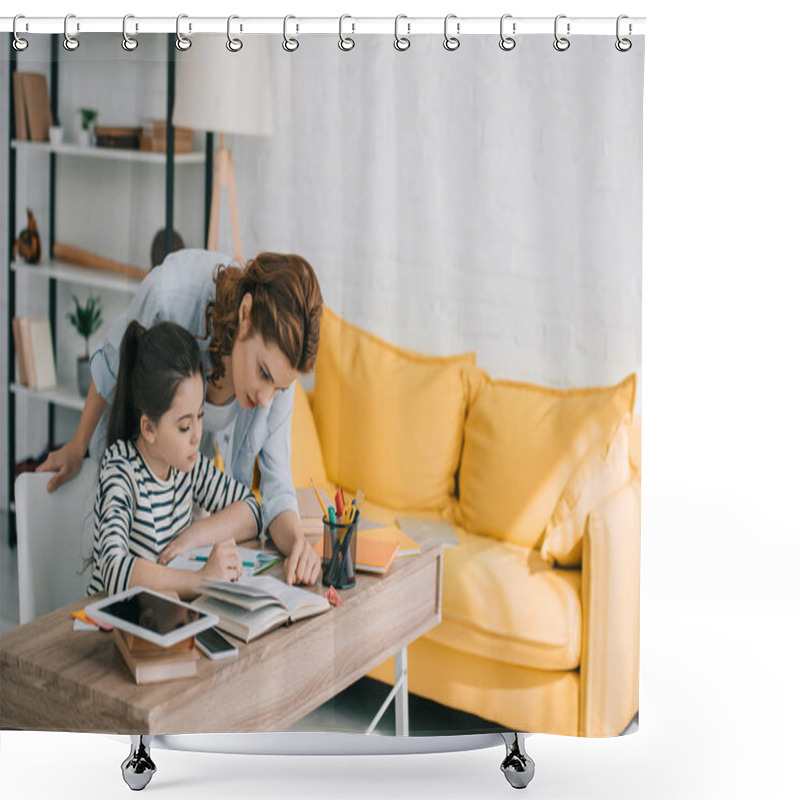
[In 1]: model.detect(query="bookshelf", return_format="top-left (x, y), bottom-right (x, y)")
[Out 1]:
top-left (5, 34), bottom-right (212, 542)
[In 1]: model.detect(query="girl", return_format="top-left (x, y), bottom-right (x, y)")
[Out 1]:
top-left (40, 250), bottom-right (323, 586)
top-left (87, 320), bottom-right (262, 599)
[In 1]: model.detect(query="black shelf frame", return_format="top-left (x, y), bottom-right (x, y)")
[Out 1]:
top-left (5, 34), bottom-right (212, 545)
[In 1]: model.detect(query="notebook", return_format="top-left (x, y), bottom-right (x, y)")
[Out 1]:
top-left (192, 575), bottom-right (330, 643)
top-left (359, 525), bottom-right (421, 558)
top-left (312, 535), bottom-right (400, 574)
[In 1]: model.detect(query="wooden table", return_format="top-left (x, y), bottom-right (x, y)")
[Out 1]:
top-left (0, 539), bottom-right (442, 735)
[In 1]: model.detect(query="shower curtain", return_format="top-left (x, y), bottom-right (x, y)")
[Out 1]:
top-left (2, 26), bottom-right (644, 742)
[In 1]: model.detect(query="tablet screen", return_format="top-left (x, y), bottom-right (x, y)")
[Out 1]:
top-left (102, 590), bottom-right (202, 635)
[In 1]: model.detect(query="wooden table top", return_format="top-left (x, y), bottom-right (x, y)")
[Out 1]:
top-left (0, 538), bottom-right (442, 734)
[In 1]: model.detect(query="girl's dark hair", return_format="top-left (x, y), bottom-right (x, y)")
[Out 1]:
top-left (107, 321), bottom-right (203, 448)
top-left (204, 252), bottom-right (323, 386)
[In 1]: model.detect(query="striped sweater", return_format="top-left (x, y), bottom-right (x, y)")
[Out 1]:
top-left (88, 438), bottom-right (262, 597)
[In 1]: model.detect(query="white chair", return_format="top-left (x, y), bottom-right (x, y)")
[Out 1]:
top-left (14, 460), bottom-right (98, 624)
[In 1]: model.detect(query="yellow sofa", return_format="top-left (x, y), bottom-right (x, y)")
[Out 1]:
top-left (289, 308), bottom-right (641, 737)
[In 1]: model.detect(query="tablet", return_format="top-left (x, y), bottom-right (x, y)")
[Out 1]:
top-left (85, 587), bottom-right (218, 648)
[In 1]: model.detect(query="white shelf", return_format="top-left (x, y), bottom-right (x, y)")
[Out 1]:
top-left (11, 378), bottom-right (85, 412)
top-left (12, 259), bottom-right (142, 294)
top-left (12, 140), bottom-right (205, 165)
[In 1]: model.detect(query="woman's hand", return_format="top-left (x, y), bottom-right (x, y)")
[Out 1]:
top-left (158, 527), bottom-right (201, 566)
top-left (199, 538), bottom-right (243, 583)
top-left (35, 440), bottom-right (86, 493)
top-left (284, 536), bottom-right (321, 586)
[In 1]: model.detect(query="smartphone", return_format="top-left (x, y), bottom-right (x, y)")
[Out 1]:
top-left (195, 626), bottom-right (239, 661)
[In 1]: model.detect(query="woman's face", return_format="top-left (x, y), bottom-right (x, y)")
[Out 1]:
top-left (230, 294), bottom-right (299, 410)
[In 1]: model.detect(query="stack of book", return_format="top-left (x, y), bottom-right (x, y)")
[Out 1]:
top-left (12, 71), bottom-right (53, 142)
top-left (11, 316), bottom-right (56, 391)
top-left (140, 120), bottom-right (195, 154)
top-left (113, 628), bottom-right (199, 685)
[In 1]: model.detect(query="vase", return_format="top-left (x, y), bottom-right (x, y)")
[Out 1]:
top-left (77, 356), bottom-right (91, 397)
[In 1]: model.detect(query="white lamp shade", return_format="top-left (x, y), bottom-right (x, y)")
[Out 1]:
top-left (173, 34), bottom-right (273, 137)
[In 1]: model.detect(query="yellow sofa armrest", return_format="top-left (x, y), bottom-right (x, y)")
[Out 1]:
top-left (579, 474), bottom-right (640, 736)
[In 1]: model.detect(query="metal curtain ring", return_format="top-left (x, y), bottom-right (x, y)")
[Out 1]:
top-left (282, 15), bottom-right (299, 52)
top-left (338, 14), bottom-right (355, 51)
top-left (175, 14), bottom-right (192, 51)
top-left (394, 14), bottom-right (410, 51)
top-left (443, 14), bottom-right (460, 51)
top-left (615, 15), bottom-right (632, 51)
top-left (499, 14), bottom-right (516, 51)
top-left (553, 14), bottom-right (570, 51)
top-left (227, 15), bottom-right (243, 52)
top-left (63, 13), bottom-right (80, 51)
top-left (13, 15), bottom-right (29, 51)
top-left (122, 14), bottom-right (138, 51)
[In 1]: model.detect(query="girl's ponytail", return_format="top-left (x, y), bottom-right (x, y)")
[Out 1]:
top-left (107, 321), bottom-right (146, 449)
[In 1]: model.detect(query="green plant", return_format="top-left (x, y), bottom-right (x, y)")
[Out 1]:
top-left (78, 108), bottom-right (98, 131)
top-left (67, 295), bottom-right (102, 358)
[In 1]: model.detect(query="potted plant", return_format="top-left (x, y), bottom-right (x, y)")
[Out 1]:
top-left (68, 295), bottom-right (102, 396)
top-left (77, 108), bottom-right (98, 146)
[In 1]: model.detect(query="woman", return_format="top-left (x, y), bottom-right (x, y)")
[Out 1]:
top-left (38, 249), bottom-right (323, 587)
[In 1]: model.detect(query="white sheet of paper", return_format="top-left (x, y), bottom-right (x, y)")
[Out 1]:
top-left (168, 546), bottom-right (280, 578)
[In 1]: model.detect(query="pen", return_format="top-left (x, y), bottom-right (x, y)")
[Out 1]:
top-left (310, 477), bottom-right (328, 515)
top-left (328, 506), bottom-right (337, 526)
top-left (189, 554), bottom-right (264, 568)
top-left (251, 557), bottom-right (280, 576)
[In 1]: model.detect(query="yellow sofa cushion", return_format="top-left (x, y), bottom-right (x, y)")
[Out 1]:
top-left (427, 528), bottom-right (582, 671)
top-left (455, 371), bottom-right (636, 547)
top-left (540, 413), bottom-right (635, 567)
top-left (290, 382), bottom-right (328, 488)
top-left (312, 306), bottom-right (475, 510)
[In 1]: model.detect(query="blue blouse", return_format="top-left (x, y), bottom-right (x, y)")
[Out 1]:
top-left (90, 248), bottom-right (299, 531)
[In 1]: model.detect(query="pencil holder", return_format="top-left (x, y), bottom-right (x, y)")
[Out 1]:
top-left (321, 518), bottom-right (358, 590)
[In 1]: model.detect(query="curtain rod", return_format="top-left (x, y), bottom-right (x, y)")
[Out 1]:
top-left (1, 16), bottom-right (646, 36)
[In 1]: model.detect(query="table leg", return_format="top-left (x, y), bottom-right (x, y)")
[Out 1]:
top-left (365, 646), bottom-right (409, 736)
top-left (394, 647), bottom-right (409, 736)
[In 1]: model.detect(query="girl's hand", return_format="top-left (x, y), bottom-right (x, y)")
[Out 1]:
top-left (36, 440), bottom-right (85, 493)
top-left (284, 537), bottom-right (321, 586)
top-left (158, 527), bottom-right (201, 565)
top-left (200, 539), bottom-right (243, 583)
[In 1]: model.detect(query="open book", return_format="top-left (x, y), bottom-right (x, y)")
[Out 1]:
top-left (192, 575), bottom-right (330, 643)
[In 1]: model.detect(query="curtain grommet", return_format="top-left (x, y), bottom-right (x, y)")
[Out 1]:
top-left (553, 14), bottom-right (570, 52)
top-left (13, 15), bottom-right (29, 52)
top-left (615, 15), bottom-right (633, 51)
top-left (282, 15), bottom-right (299, 52)
top-left (394, 15), bottom-right (410, 51)
top-left (443, 14), bottom-right (460, 51)
top-left (121, 14), bottom-right (138, 52)
top-left (226, 15), bottom-right (243, 52)
top-left (499, 14), bottom-right (516, 51)
top-left (175, 14), bottom-right (192, 51)
top-left (63, 13), bottom-right (80, 51)
top-left (338, 14), bottom-right (355, 51)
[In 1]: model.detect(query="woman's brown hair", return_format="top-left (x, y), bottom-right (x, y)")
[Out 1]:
top-left (204, 252), bottom-right (323, 385)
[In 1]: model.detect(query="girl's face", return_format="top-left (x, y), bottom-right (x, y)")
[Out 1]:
top-left (230, 294), bottom-right (299, 410)
top-left (140, 373), bottom-right (205, 474)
